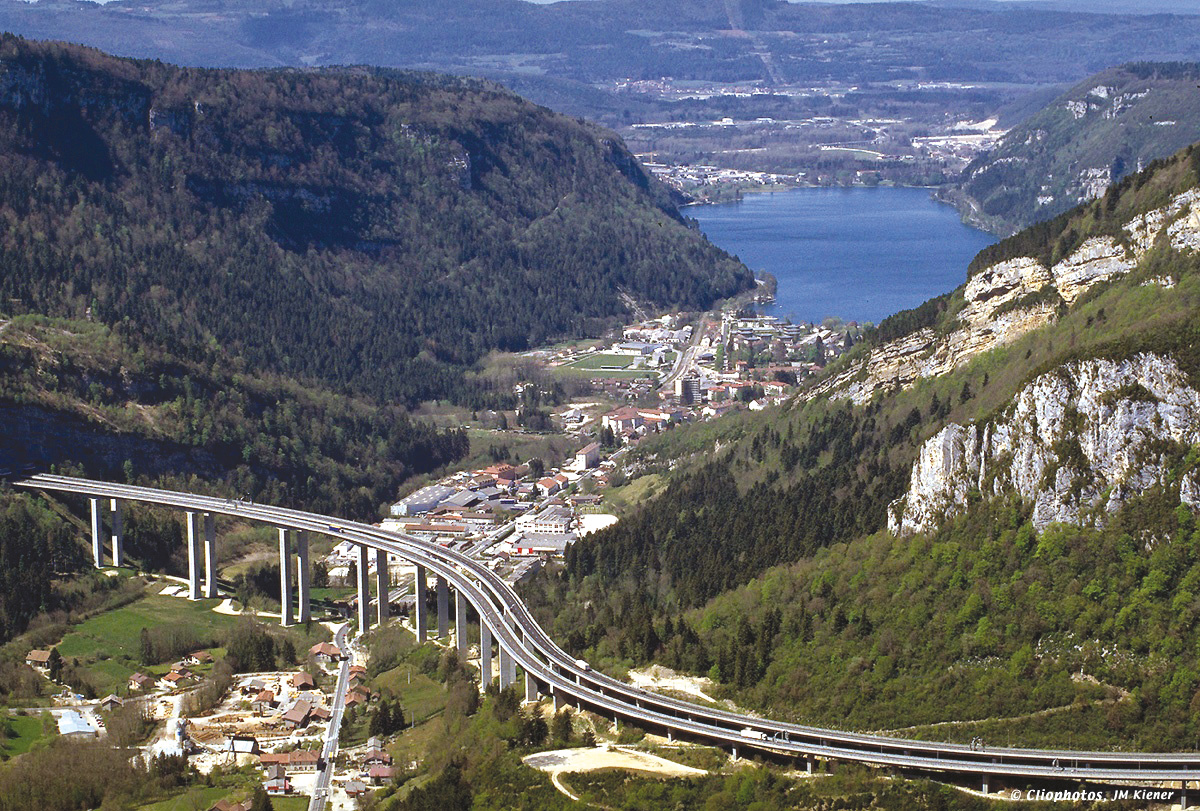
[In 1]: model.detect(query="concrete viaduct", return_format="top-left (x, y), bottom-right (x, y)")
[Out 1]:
top-left (21, 474), bottom-right (1200, 800)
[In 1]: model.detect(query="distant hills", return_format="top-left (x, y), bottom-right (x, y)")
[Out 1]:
top-left (4, 0), bottom-right (1200, 123)
top-left (0, 36), bottom-right (750, 409)
top-left (948, 62), bottom-right (1200, 234)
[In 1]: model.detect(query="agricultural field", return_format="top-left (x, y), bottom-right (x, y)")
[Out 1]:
top-left (52, 588), bottom-right (238, 695)
top-left (0, 713), bottom-right (49, 757)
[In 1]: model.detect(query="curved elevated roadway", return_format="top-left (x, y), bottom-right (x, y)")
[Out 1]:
top-left (20, 474), bottom-right (1200, 793)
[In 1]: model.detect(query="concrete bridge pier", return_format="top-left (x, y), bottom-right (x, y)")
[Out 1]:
top-left (436, 575), bottom-right (450, 639)
top-left (414, 565), bottom-right (427, 641)
top-left (203, 513), bottom-right (216, 598)
top-left (90, 498), bottom-right (104, 568)
top-left (278, 528), bottom-right (294, 625)
top-left (375, 547), bottom-right (388, 625)
top-left (480, 622), bottom-right (493, 686)
top-left (499, 646), bottom-right (516, 689)
top-left (110, 499), bottom-right (123, 567)
top-left (356, 543), bottom-right (370, 635)
top-left (524, 671), bottom-right (539, 703)
top-left (296, 530), bottom-right (310, 623)
top-left (981, 774), bottom-right (989, 795)
top-left (1181, 780), bottom-right (1188, 810)
top-left (455, 590), bottom-right (469, 655)
top-left (552, 688), bottom-right (559, 713)
top-left (187, 512), bottom-right (202, 599)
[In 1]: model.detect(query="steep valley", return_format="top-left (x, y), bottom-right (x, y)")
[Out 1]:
top-left (530, 139), bottom-right (1200, 750)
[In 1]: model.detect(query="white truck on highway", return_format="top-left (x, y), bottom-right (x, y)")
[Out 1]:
top-left (574, 659), bottom-right (591, 671)
top-left (740, 727), bottom-right (767, 740)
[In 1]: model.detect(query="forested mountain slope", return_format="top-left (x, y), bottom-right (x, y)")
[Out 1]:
top-left (526, 139), bottom-right (1200, 749)
top-left (948, 62), bottom-right (1200, 235)
top-left (0, 36), bottom-right (751, 407)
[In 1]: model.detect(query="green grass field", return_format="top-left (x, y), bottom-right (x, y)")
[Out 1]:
top-left (54, 592), bottom-right (238, 694)
top-left (567, 353), bottom-right (635, 370)
top-left (139, 786), bottom-right (232, 811)
top-left (374, 666), bottom-right (449, 726)
top-left (135, 772), bottom-right (315, 811)
top-left (1, 713), bottom-right (48, 756)
top-left (272, 796), bottom-right (311, 811)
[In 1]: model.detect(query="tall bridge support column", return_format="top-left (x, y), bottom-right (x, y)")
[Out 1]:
top-left (414, 565), bottom-right (427, 641)
top-left (187, 512), bottom-right (202, 600)
top-left (480, 622), bottom-right (493, 685)
top-left (499, 646), bottom-right (516, 690)
top-left (203, 513), bottom-right (216, 599)
top-left (981, 775), bottom-right (989, 795)
top-left (90, 498), bottom-right (104, 568)
top-left (356, 544), bottom-right (370, 636)
top-left (1181, 780), bottom-right (1188, 810)
top-left (524, 671), bottom-right (539, 703)
top-left (278, 529), bottom-right (294, 626)
top-left (296, 530), bottom-right (310, 623)
top-left (375, 548), bottom-right (389, 625)
top-left (455, 590), bottom-right (469, 655)
top-left (436, 576), bottom-right (450, 639)
top-left (110, 499), bottom-right (123, 567)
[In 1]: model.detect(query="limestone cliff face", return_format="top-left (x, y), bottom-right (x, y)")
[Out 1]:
top-left (888, 354), bottom-right (1200, 535)
top-left (809, 188), bottom-right (1200, 405)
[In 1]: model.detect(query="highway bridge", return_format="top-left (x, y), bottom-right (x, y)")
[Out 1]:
top-left (19, 474), bottom-right (1200, 800)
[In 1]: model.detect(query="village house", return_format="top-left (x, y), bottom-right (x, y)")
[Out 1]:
top-left (128, 672), bottom-right (153, 692)
top-left (368, 766), bottom-right (396, 785)
top-left (309, 642), bottom-right (342, 663)
top-left (159, 671), bottom-right (188, 689)
top-left (263, 764), bottom-right (291, 795)
top-left (345, 780), bottom-right (369, 798)
top-left (292, 672), bottom-right (316, 691)
top-left (252, 690), bottom-right (276, 715)
top-left (601, 407), bottom-right (644, 437)
top-left (25, 650), bottom-right (51, 671)
top-left (535, 476), bottom-right (562, 497)
top-left (100, 694), bottom-right (123, 712)
top-left (481, 463), bottom-right (517, 480)
top-left (260, 749), bottom-right (320, 771)
top-left (281, 700), bottom-right (312, 729)
top-left (363, 748), bottom-right (393, 766)
top-left (184, 651), bottom-right (214, 666)
top-left (209, 800), bottom-right (248, 811)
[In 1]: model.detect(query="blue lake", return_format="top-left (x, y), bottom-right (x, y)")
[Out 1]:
top-left (689, 187), bottom-right (996, 325)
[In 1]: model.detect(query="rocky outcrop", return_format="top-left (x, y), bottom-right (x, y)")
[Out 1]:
top-left (888, 354), bottom-right (1200, 535)
top-left (809, 188), bottom-right (1200, 405)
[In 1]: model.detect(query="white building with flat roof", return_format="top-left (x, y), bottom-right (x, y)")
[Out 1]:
top-left (390, 485), bottom-right (456, 516)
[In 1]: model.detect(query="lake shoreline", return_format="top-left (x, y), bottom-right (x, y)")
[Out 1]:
top-left (690, 186), bottom-right (997, 326)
